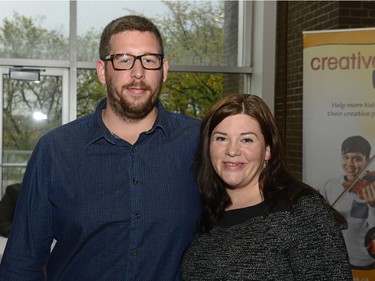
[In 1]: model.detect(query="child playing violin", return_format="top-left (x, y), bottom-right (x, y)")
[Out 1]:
top-left (320, 135), bottom-right (375, 270)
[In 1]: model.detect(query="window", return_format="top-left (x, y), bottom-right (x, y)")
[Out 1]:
top-left (0, 1), bottom-right (69, 60)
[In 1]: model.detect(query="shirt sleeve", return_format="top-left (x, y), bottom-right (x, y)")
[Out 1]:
top-left (0, 140), bottom-right (54, 281)
top-left (288, 193), bottom-right (353, 280)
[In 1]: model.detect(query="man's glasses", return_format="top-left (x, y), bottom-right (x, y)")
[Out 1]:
top-left (102, 53), bottom-right (164, 70)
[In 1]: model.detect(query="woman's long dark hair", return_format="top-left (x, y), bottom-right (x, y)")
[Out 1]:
top-left (196, 94), bottom-right (346, 233)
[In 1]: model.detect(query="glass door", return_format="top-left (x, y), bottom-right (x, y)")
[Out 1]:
top-left (0, 67), bottom-right (69, 196)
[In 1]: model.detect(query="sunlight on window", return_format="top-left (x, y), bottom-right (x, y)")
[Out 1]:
top-left (33, 111), bottom-right (47, 121)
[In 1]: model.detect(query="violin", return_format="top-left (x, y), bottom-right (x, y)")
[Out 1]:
top-left (332, 155), bottom-right (375, 207)
top-left (342, 170), bottom-right (375, 200)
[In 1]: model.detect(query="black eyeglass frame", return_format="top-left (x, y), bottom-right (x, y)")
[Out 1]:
top-left (101, 53), bottom-right (164, 71)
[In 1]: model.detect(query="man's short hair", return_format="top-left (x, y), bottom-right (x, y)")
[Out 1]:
top-left (341, 135), bottom-right (371, 158)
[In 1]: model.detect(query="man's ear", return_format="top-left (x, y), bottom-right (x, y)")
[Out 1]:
top-left (96, 60), bottom-right (106, 85)
top-left (162, 59), bottom-right (169, 82)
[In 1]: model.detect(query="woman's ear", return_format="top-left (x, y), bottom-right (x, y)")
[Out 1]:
top-left (265, 145), bottom-right (271, 161)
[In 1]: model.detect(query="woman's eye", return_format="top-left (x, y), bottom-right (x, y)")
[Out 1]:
top-left (242, 138), bottom-right (253, 144)
top-left (215, 136), bottom-right (226, 142)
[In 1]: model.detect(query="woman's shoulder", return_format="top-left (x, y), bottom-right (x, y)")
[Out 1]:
top-left (283, 180), bottom-right (320, 199)
top-left (281, 181), bottom-right (332, 214)
top-left (265, 181), bottom-right (321, 214)
top-left (284, 182), bottom-right (341, 225)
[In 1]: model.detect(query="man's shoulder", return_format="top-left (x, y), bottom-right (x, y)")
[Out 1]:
top-left (159, 108), bottom-right (201, 135)
top-left (42, 113), bottom-right (97, 139)
top-left (163, 110), bottom-right (201, 124)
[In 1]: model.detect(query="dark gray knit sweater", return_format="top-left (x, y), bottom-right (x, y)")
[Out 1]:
top-left (181, 192), bottom-right (352, 281)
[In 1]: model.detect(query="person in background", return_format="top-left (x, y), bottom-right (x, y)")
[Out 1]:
top-left (0, 15), bottom-right (201, 281)
top-left (181, 94), bottom-right (352, 280)
top-left (0, 183), bottom-right (20, 238)
top-left (320, 135), bottom-right (375, 269)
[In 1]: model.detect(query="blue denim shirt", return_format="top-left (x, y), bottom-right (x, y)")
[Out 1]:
top-left (0, 98), bottom-right (201, 281)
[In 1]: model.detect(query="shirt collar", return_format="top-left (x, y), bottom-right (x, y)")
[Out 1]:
top-left (86, 97), bottom-right (170, 146)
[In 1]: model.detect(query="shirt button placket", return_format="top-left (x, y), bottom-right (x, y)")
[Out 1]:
top-left (131, 250), bottom-right (137, 256)
top-left (130, 145), bottom-right (140, 264)
top-left (131, 176), bottom-right (140, 223)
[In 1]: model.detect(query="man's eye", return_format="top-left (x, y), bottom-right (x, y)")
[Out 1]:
top-left (119, 58), bottom-right (130, 64)
top-left (143, 58), bottom-right (153, 63)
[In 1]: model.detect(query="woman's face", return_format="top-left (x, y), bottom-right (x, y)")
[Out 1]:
top-left (209, 114), bottom-right (271, 190)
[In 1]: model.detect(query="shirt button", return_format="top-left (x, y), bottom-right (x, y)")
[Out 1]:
top-left (134, 213), bottom-right (140, 219)
top-left (133, 178), bottom-right (139, 184)
top-left (131, 250), bottom-right (137, 256)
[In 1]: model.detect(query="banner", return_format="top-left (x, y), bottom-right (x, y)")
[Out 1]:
top-left (303, 28), bottom-right (375, 280)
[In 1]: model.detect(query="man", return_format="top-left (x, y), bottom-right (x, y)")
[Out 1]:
top-left (0, 15), bottom-right (201, 280)
top-left (320, 135), bottom-right (375, 269)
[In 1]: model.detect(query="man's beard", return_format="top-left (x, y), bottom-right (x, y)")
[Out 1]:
top-left (106, 76), bottom-right (163, 121)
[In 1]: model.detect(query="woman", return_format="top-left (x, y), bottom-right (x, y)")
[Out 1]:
top-left (181, 94), bottom-right (352, 280)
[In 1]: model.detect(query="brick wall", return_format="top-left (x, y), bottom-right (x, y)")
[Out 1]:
top-left (275, 1), bottom-right (375, 180)
top-left (223, 1), bottom-right (245, 95)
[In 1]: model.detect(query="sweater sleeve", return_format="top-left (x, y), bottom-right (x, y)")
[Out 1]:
top-left (288, 193), bottom-right (353, 281)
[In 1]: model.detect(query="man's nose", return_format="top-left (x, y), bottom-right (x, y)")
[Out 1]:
top-left (130, 59), bottom-right (145, 79)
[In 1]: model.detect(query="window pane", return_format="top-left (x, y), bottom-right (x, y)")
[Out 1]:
top-left (0, 1), bottom-right (69, 60)
top-left (161, 72), bottom-right (224, 118)
top-left (162, 72), bottom-right (246, 118)
top-left (2, 73), bottom-right (63, 193)
top-left (77, 0), bottom-right (238, 67)
top-left (76, 69), bottom-right (106, 118)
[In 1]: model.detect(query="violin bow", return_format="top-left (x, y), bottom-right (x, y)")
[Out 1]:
top-left (332, 154), bottom-right (375, 208)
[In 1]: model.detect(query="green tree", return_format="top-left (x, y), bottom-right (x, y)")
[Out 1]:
top-left (76, 69), bottom-right (105, 118)
top-left (157, 1), bottom-right (224, 66)
top-left (161, 72), bottom-right (223, 118)
top-left (155, 1), bottom-right (224, 118)
top-left (0, 12), bottom-right (68, 59)
top-left (77, 28), bottom-right (100, 62)
top-left (75, 27), bottom-right (105, 117)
